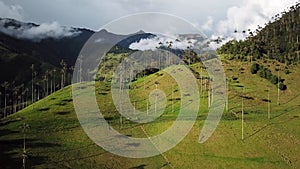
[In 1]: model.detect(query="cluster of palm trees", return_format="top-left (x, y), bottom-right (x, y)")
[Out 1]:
top-left (218, 1), bottom-right (300, 64)
top-left (0, 60), bottom-right (73, 118)
top-left (156, 39), bottom-right (199, 67)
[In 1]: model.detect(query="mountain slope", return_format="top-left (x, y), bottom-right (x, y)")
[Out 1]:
top-left (0, 60), bottom-right (299, 168)
top-left (217, 2), bottom-right (300, 64)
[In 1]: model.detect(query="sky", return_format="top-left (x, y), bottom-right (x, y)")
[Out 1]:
top-left (0, 0), bottom-right (298, 42)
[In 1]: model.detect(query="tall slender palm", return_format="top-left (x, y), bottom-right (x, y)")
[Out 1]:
top-left (45, 70), bottom-right (49, 96)
top-left (43, 75), bottom-right (47, 98)
top-left (241, 87), bottom-right (245, 140)
top-left (267, 87), bottom-right (271, 119)
top-left (158, 42), bottom-right (163, 69)
top-left (168, 41), bottom-right (173, 65)
top-left (18, 84), bottom-right (24, 110)
top-left (30, 64), bottom-right (34, 104)
top-left (21, 88), bottom-right (26, 109)
top-left (69, 66), bottom-right (74, 85)
top-left (1, 81), bottom-right (9, 118)
top-left (277, 69), bottom-right (280, 106)
top-left (49, 70), bottom-right (53, 94)
top-left (53, 69), bottom-right (56, 92)
top-left (12, 86), bottom-right (18, 113)
top-left (34, 72), bottom-right (37, 102)
top-left (25, 88), bottom-right (29, 107)
top-left (188, 41), bottom-right (193, 66)
top-left (36, 82), bottom-right (40, 101)
top-left (60, 60), bottom-right (67, 88)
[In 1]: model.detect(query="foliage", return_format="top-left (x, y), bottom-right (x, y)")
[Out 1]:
top-left (252, 63), bottom-right (287, 90)
top-left (218, 3), bottom-right (300, 64)
top-left (279, 82), bottom-right (287, 90)
top-left (250, 63), bottom-right (260, 74)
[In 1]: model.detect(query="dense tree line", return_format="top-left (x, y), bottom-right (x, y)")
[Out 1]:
top-left (0, 60), bottom-right (73, 118)
top-left (250, 63), bottom-right (287, 90)
top-left (218, 2), bottom-right (300, 64)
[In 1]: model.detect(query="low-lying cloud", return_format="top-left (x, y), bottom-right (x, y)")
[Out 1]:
top-left (129, 34), bottom-right (199, 51)
top-left (0, 19), bottom-right (81, 41)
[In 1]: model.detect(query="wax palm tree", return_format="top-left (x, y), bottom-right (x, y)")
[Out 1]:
top-left (60, 60), bottom-right (67, 88)
top-left (45, 70), bottom-right (49, 96)
top-left (30, 64), bottom-right (34, 104)
top-left (1, 81), bottom-right (9, 118)
top-left (53, 69), bottom-right (57, 92)
top-left (12, 86), bottom-right (18, 113)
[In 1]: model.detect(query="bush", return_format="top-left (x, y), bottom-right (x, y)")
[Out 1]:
top-left (284, 69), bottom-right (290, 74)
top-left (279, 83), bottom-right (287, 90)
top-left (250, 63), bottom-right (260, 74)
top-left (257, 69), bottom-right (266, 78)
top-left (270, 75), bottom-right (279, 84)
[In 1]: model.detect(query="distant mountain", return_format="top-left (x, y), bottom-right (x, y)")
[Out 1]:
top-left (0, 18), bottom-right (167, 114)
top-left (0, 18), bottom-right (95, 66)
top-left (217, 2), bottom-right (300, 64)
top-left (0, 17), bottom-right (208, 87)
top-left (107, 31), bottom-right (155, 54)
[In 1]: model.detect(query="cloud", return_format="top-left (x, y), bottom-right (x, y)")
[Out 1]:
top-left (0, 1), bottom-right (24, 20)
top-left (21, 22), bottom-right (80, 40)
top-left (216, 0), bottom-right (297, 38)
top-left (0, 19), bottom-right (81, 41)
top-left (207, 0), bottom-right (298, 49)
top-left (201, 16), bottom-right (214, 31)
top-left (3, 0), bottom-right (240, 31)
top-left (129, 34), bottom-right (199, 51)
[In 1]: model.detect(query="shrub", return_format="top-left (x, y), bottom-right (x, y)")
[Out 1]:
top-left (284, 69), bottom-right (290, 74)
top-left (250, 63), bottom-right (260, 74)
top-left (257, 69), bottom-right (265, 78)
top-left (270, 75), bottom-right (279, 84)
top-left (279, 83), bottom-right (287, 90)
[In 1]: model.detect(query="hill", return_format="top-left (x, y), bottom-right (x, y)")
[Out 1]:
top-left (0, 59), bottom-right (299, 168)
top-left (217, 2), bottom-right (300, 64)
top-left (0, 18), bottom-right (95, 85)
top-left (0, 18), bottom-right (160, 117)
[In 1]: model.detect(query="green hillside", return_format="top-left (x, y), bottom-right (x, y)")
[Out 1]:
top-left (217, 2), bottom-right (300, 64)
top-left (0, 59), bottom-right (299, 168)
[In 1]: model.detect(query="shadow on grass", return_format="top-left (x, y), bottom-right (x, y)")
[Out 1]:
top-left (203, 153), bottom-right (281, 164)
top-left (38, 107), bottom-right (50, 111)
top-left (270, 104), bottom-right (299, 120)
top-left (243, 123), bottom-right (273, 141)
top-left (62, 98), bottom-right (73, 102)
top-left (55, 111), bottom-right (70, 115)
top-left (0, 138), bottom-right (61, 169)
top-left (55, 102), bottom-right (67, 106)
top-left (0, 118), bottom-right (22, 127)
top-left (49, 151), bottom-right (107, 164)
top-left (244, 105), bottom-right (299, 141)
top-left (0, 129), bottom-right (19, 137)
top-left (129, 164), bottom-right (147, 169)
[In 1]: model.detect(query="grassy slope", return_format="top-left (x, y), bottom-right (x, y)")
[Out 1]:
top-left (0, 58), bottom-right (299, 169)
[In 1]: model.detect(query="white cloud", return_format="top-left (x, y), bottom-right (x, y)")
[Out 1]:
top-left (0, 0), bottom-right (297, 47)
top-left (129, 34), bottom-right (199, 51)
top-left (201, 16), bottom-right (214, 31)
top-left (0, 19), bottom-right (81, 41)
top-left (206, 0), bottom-right (298, 49)
top-left (213, 0), bottom-right (297, 40)
top-left (3, 0), bottom-right (239, 31)
top-left (22, 22), bottom-right (79, 40)
top-left (0, 1), bottom-right (24, 20)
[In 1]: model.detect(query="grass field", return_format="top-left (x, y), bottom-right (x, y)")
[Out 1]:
top-left (0, 57), bottom-right (299, 169)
